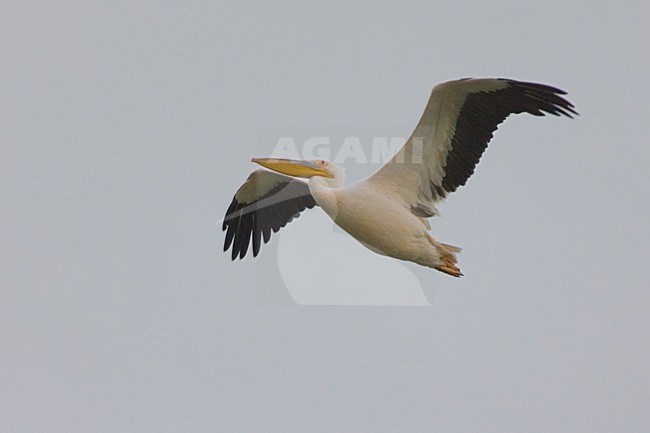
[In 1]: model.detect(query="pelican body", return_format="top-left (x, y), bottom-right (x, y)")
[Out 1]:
top-left (223, 78), bottom-right (577, 277)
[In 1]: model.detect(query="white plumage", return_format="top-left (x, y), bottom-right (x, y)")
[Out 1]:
top-left (223, 78), bottom-right (576, 276)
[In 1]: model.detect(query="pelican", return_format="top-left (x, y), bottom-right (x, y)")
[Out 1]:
top-left (222, 78), bottom-right (577, 276)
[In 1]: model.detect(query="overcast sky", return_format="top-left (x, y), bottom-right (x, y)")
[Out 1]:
top-left (2, 1), bottom-right (649, 432)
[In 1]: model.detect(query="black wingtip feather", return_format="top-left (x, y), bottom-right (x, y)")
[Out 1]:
top-left (222, 177), bottom-right (317, 260)
top-left (438, 78), bottom-right (577, 195)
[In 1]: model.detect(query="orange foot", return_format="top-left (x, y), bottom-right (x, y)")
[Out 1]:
top-left (434, 260), bottom-right (463, 278)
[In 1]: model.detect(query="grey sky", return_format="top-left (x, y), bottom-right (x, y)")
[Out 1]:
top-left (2, 1), bottom-right (649, 432)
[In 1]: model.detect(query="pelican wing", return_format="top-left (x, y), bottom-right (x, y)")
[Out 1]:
top-left (223, 169), bottom-right (317, 259)
top-left (367, 78), bottom-right (577, 214)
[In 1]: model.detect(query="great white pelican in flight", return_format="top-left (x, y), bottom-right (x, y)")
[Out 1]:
top-left (222, 78), bottom-right (577, 277)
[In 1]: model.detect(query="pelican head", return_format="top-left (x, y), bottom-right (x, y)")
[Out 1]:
top-left (252, 157), bottom-right (339, 179)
